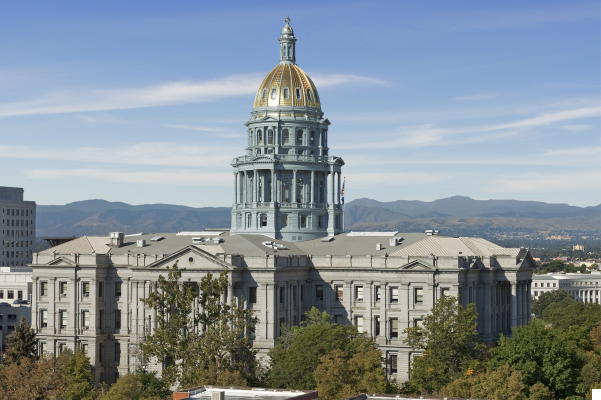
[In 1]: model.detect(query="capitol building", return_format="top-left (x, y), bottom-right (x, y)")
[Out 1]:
top-left (29, 18), bottom-right (534, 386)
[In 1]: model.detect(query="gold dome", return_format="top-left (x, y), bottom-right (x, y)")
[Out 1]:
top-left (253, 63), bottom-right (321, 109)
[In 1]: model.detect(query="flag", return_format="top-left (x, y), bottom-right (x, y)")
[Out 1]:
top-left (341, 179), bottom-right (345, 205)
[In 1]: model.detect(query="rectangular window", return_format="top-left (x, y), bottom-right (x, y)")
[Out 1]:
top-left (60, 310), bottom-right (67, 328)
top-left (82, 282), bottom-right (90, 297)
top-left (279, 287), bottom-right (284, 304)
top-left (7, 290), bottom-right (13, 299)
top-left (99, 310), bottom-right (103, 329)
top-left (390, 287), bottom-right (399, 303)
top-left (115, 310), bottom-right (121, 329)
top-left (283, 129), bottom-right (290, 144)
top-left (300, 215), bottom-right (307, 228)
top-left (115, 282), bottom-right (122, 297)
top-left (283, 87), bottom-right (289, 99)
top-left (534, 291), bottom-right (538, 296)
top-left (335, 285), bottom-right (343, 300)
top-left (441, 287), bottom-right (450, 297)
top-left (261, 214), bottom-right (267, 227)
top-left (296, 131), bottom-right (303, 145)
top-left (375, 286), bottom-right (381, 302)
top-left (41, 310), bottom-right (48, 328)
top-left (0, 291), bottom-right (3, 299)
top-left (356, 316), bottom-right (363, 332)
top-left (414, 319), bottom-right (423, 328)
top-left (335, 315), bottom-right (343, 324)
top-left (415, 287), bottom-right (424, 304)
top-left (40, 342), bottom-right (46, 354)
top-left (390, 318), bottom-right (398, 338)
top-left (82, 343), bottom-right (88, 355)
top-left (60, 282), bottom-right (67, 296)
top-left (295, 88), bottom-right (301, 100)
top-left (17, 291), bottom-right (22, 300)
top-left (114, 343), bottom-right (121, 362)
top-left (316, 285), bottom-right (324, 301)
top-left (281, 214), bottom-right (288, 228)
top-left (534, 283), bottom-right (538, 287)
top-left (553, 283), bottom-right (556, 287)
top-left (390, 354), bottom-right (398, 374)
top-left (82, 311), bottom-right (90, 328)
top-left (249, 287), bottom-right (257, 304)
top-left (355, 286), bottom-right (363, 301)
top-left (99, 344), bottom-right (103, 362)
top-left (300, 285), bottom-right (304, 301)
top-left (375, 316), bottom-right (381, 336)
top-left (98, 282), bottom-right (103, 297)
top-left (40, 282), bottom-right (48, 296)
top-left (59, 343), bottom-right (66, 353)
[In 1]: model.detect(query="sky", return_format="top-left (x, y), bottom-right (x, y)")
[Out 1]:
top-left (0, 0), bottom-right (599, 208)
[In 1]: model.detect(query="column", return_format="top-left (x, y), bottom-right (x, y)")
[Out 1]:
top-left (292, 170), bottom-right (297, 204)
top-left (526, 280), bottom-right (532, 323)
top-left (510, 281), bottom-right (517, 330)
top-left (323, 171), bottom-right (328, 204)
top-left (271, 169), bottom-right (276, 204)
top-left (522, 282), bottom-right (527, 325)
top-left (337, 172), bottom-right (341, 204)
top-left (233, 172), bottom-right (238, 205)
top-left (253, 169), bottom-right (257, 203)
top-left (311, 170), bottom-right (315, 204)
top-left (329, 167), bottom-right (335, 205)
top-left (483, 282), bottom-right (492, 342)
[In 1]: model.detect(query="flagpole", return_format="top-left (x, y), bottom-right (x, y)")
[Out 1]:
top-left (342, 177), bottom-right (345, 233)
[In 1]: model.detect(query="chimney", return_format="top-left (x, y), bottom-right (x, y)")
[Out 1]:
top-left (109, 232), bottom-right (124, 248)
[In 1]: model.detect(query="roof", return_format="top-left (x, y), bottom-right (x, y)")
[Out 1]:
top-left (253, 63), bottom-right (321, 109)
top-left (40, 236), bottom-right (111, 255)
top-left (390, 236), bottom-right (519, 257)
top-left (175, 386), bottom-right (316, 400)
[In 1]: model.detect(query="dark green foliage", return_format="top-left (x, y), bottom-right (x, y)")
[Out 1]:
top-left (402, 295), bottom-right (484, 394)
top-left (137, 369), bottom-right (171, 399)
top-left (531, 289), bottom-right (574, 318)
top-left (489, 320), bottom-right (586, 398)
top-left (543, 301), bottom-right (601, 331)
top-left (268, 307), bottom-right (368, 390)
top-left (3, 317), bottom-right (37, 365)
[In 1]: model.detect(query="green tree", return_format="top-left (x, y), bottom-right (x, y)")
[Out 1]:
top-left (268, 307), bottom-right (370, 390)
top-left (440, 364), bottom-right (526, 400)
top-left (543, 300), bottom-right (601, 331)
top-left (531, 290), bottom-right (574, 319)
top-left (141, 262), bottom-right (258, 388)
top-left (58, 350), bottom-right (96, 400)
top-left (314, 342), bottom-right (391, 400)
top-left (99, 373), bottom-right (160, 400)
top-left (3, 316), bottom-right (37, 365)
top-left (402, 295), bottom-right (484, 394)
top-left (489, 320), bottom-right (586, 398)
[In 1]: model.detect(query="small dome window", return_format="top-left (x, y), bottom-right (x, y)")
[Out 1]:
top-left (257, 130), bottom-right (263, 145)
top-left (282, 129), bottom-right (290, 144)
top-left (306, 89), bottom-right (312, 101)
top-left (261, 89), bottom-right (267, 101)
top-left (295, 88), bottom-right (302, 100)
top-left (310, 131), bottom-right (315, 145)
top-left (283, 87), bottom-right (289, 99)
top-left (268, 129), bottom-right (274, 144)
top-left (296, 130), bottom-right (303, 144)
top-left (271, 88), bottom-right (277, 100)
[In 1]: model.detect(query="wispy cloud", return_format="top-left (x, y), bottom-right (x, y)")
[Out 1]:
top-left (75, 113), bottom-right (128, 124)
top-left (0, 142), bottom-right (236, 168)
top-left (0, 72), bottom-right (384, 118)
top-left (454, 94), bottom-right (494, 101)
top-left (164, 124), bottom-right (223, 132)
top-left (562, 124), bottom-right (592, 132)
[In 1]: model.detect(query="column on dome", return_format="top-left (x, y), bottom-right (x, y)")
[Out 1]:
top-left (253, 169), bottom-right (258, 203)
top-left (271, 168), bottom-right (276, 204)
top-left (292, 170), bottom-right (297, 205)
top-left (330, 166), bottom-right (335, 205)
top-left (311, 170), bottom-right (315, 203)
top-left (233, 172), bottom-right (238, 205)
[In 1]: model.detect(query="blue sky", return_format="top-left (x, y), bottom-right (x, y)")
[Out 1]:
top-left (0, 0), bottom-right (599, 207)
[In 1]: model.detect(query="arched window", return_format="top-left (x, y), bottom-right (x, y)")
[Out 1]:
top-left (271, 88), bottom-right (277, 100)
top-left (237, 214), bottom-right (241, 228)
top-left (288, 45), bottom-right (292, 57)
top-left (283, 87), bottom-right (289, 99)
top-left (295, 88), bottom-right (301, 100)
top-left (261, 89), bottom-right (266, 100)
top-left (268, 130), bottom-right (274, 144)
top-left (257, 130), bottom-right (263, 145)
top-left (306, 89), bottom-right (312, 101)
top-left (319, 179), bottom-right (324, 203)
top-left (283, 179), bottom-right (290, 203)
top-left (248, 178), bottom-right (253, 202)
top-left (283, 45), bottom-right (287, 57)
top-left (297, 178), bottom-right (303, 203)
top-left (296, 130), bottom-right (303, 145)
top-left (268, 179), bottom-right (272, 202)
top-left (282, 129), bottom-right (290, 144)
top-left (247, 214), bottom-right (251, 228)
top-left (310, 131), bottom-right (315, 145)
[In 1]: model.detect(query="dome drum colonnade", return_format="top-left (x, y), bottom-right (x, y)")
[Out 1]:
top-left (230, 17), bottom-right (344, 242)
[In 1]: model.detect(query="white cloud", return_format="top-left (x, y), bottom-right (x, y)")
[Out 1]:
top-left (454, 94), bottom-right (494, 100)
top-left (0, 142), bottom-right (236, 168)
top-left (164, 124), bottom-right (223, 132)
top-left (489, 170), bottom-right (601, 194)
top-left (24, 168), bottom-right (232, 186)
top-left (75, 113), bottom-right (128, 124)
top-left (0, 72), bottom-right (384, 118)
top-left (562, 124), bottom-right (592, 132)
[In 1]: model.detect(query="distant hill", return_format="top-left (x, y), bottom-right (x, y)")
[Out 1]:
top-left (36, 197), bottom-right (600, 239)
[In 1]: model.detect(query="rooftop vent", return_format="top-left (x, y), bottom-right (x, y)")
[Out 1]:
top-left (150, 236), bottom-right (164, 242)
top-left (192, 237), bottom-right (204, 244)
top-left (376, 243), bottom-right (382, 250)
top-left (321, 236), bottom-right (334, 242)
top-left (136, 240), bottom-right (145, 248)
top-left (262, 241), bottom-right (288, 250)
top-left (389, 237), bottom-right (403, 246)
top-left (109, 232), bottom-right (124, 248)
top-left (177, 231), bottom-right (223, 236)
top-left (426, 230), bottom-right (440, 236)
top-left (348, 231), bottom-right (398, 237)
top-left (213, 237), bottom-right (224, 244)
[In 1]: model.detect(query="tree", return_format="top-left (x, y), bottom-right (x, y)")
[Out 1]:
top-left (99, 373), bottom-right (163, 400)
top-left (0, 356), bottom-right (55, 399)
top-left (440, 364), bottom-right (526, 400)
top-left (531, 290), bottom-right (574, 319)
top-left (543, 300), bottom-right (601, 331)
top-left (314, 342), bottom-right (390, 400)
top-left (3, 316), bottom-right (37, 365)
top-left (489, 320), bottom-right (586, 398)
top-left (141, 262), bottom-right (258, 388)
top-left (58, 350), bottom-right (96, 400)
top-left (268, 307), bottom-right (370, 390)
top-left (402, 295), bottom-right (484, 394)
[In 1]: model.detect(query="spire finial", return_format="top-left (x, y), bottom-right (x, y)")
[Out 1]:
top-left (279, 16), bottom-right (296, 64)
top-left (285, 15), bottom-right (290, 25)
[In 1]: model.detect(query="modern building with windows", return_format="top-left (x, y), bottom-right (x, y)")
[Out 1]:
top-left (1, 186), bottom-right (36, 267)
top-left (29, 18), bottom-right (534, 386)
top-left (0, 265), bottom-right (33, 351)
top-left (532, 272), bottom-right (600, 303)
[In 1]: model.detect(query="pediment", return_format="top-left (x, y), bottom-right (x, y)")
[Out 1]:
top-left (46, 257), bottom-right (76, 266)
top-left (146, 245), bottom-right (231, 270)
top-left (470, 259), bottom-right (483, 270)
top-left (400, 260), bottom-right (434, 271)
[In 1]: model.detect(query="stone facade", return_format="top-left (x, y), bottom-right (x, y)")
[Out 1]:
top-left (532, 272), bottom-right (601, 303)
top-left (1, 186), bottom-right (36, 267)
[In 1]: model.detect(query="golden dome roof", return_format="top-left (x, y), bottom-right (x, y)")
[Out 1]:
top-left (253, 63), bottom-right (321, 109)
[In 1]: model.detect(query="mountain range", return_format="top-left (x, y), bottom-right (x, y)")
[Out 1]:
top-left (35, 196), bottom-right (600, 239)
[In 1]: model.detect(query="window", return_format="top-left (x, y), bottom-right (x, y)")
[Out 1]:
top-left (261, 214), bottom-right (267, 227)
top-left (335, 285), bottom-right (343, 300)
top-left (115, 372), bottom-right (119, 382)
top-left (335, 315), bottom-right (343, 324)
top-left (390, 318), bottom-right (398, 338)
top-left (60, 310), bottom-right (67, 329)
top-left (283, 87), bottom-right (289, 99)
top-left (261, 88), bottom-right (266, 100)
top-left (40, 282), bottom-right (48, 296)
top-left (115, 282), bottom-right (122, 297)
top-left (355, 286), bottom-right (363, 301)
top-left (81, 343), bottom-right (88, 355)
top-left (283, 129), bottom-right (290, 144)
top-left (414, 319), bottom-right (423, 328)
top-left (534, 291), bottom-right (538, 296)
top-left (310, 131), bottom-right (315, 145)
top-left (534, 283), bottom-right (538, 287)
top-left (389, 354), bottom-right (398, 374)
top-left (40, 310), bottom-right (48, 328)
top-left (0, 291), bottom-right (3, 299)
top-left (249, 287), bottom-right (257, 304)
top-left (374, 316), bottom-right (381, 336)
top-left (60, 282), bottom-right (67, 296)
top-left (356, 316), bottom-right (363, 332)
top-left (257, 130), bottom-right (263, 145)
top-left (415, 288), bottom-right (424, 304)
top-left (40, 342), bottom-right (46, 354)
top-left (300, 214), bottom-right (307, 228)
top-left (99, 282), bottom-right (103, 297)
top-left (99, 310), bottom-right (103, 329)
top-left (82, 311), bottom-right (90, 328)
top-left (295, 88), bottom-right (301, 100)
top-left (59, 343), bottom-right (66, 353)
top-left (469, 286), bottom-right (473, 303)
top-left (390, 287), bottom-right (399, 303)
top-left (82, 282), bottom-right (90, 297)
top-left (247, 214), bottom-right (252, 228)
top-left (317, 215), bottom-right (322, 227)
top-left (375, 286), bottom-right (381, 302)
top-left (306, 89), bottom-right (312, 101)
top-left (316, 285), bottom-right (324, 301)
top-left (271, 88), bottom-right (277, 99)
top-left (441, 288), bottom-right (450, 297)
top-left (279, 287), bottom-right (284, 304)
top-left (115, 343), bottom-right (121, 362)
top-left (281, 214), bottom-right (288, 228)
top-left (296, 130), bottom-right (303, 145)
top-left (268, 129), bottom-right (274, 144)
top-left (7, 290), bottom-right (13, 299)
top-left (17, 291), bottom-right (22, 300)
top-left (115, 310), bottom-right (121, 329)
top-left (300, 285), bottom-right (304, 302)
top-left (553, 283), bottom-right (556, 287)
